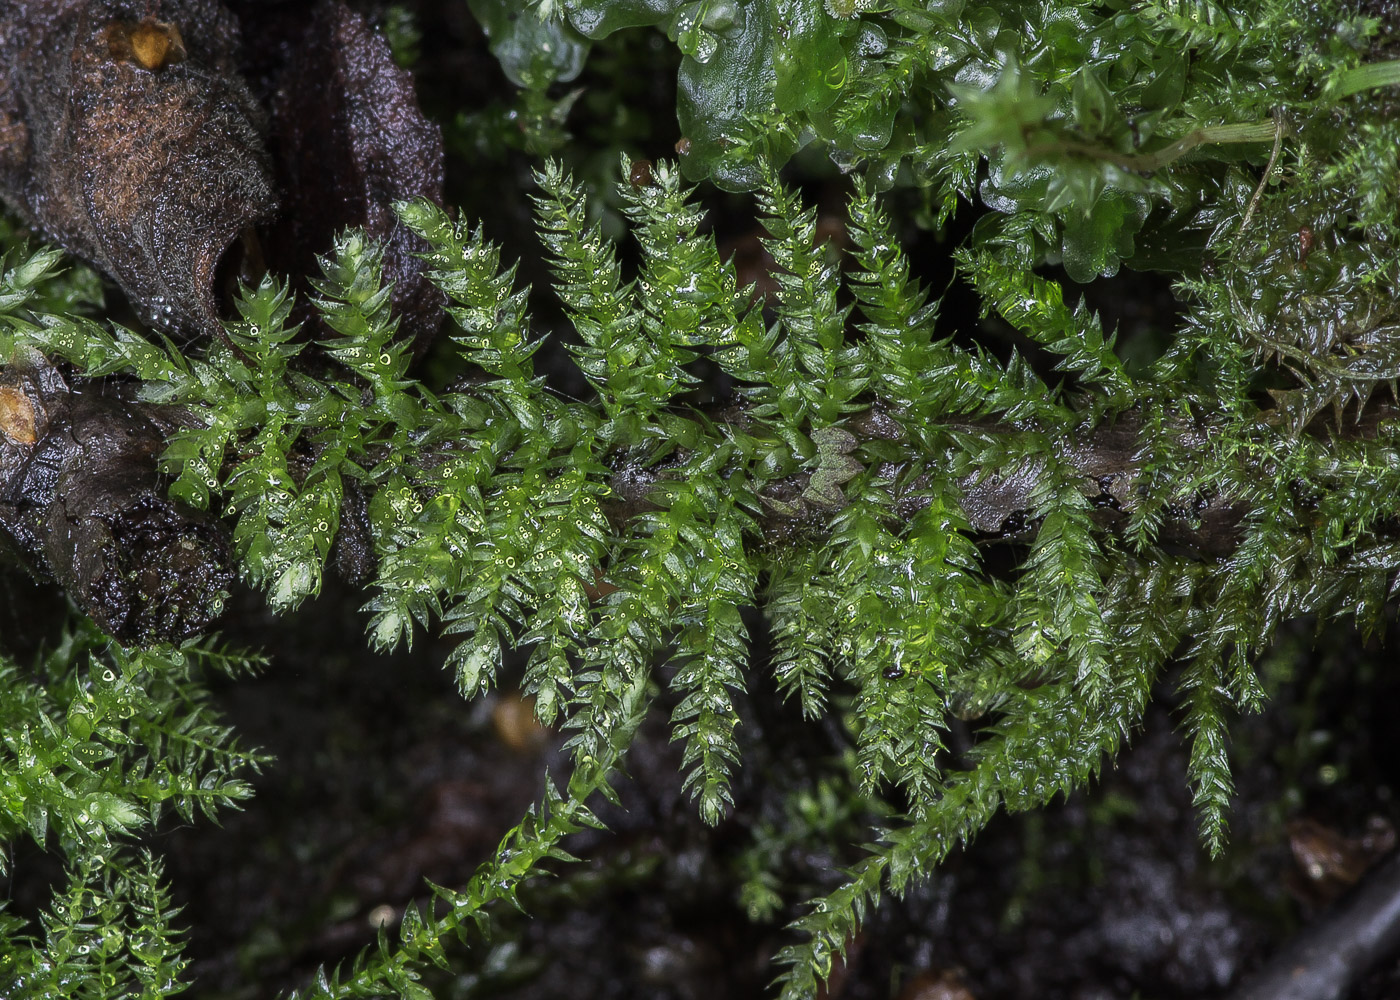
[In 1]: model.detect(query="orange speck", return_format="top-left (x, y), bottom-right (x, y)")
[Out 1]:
top-left (0, 385), bottom-right (37, 445)
top-left (108, 19), bottom-right (187, 71)
top-left (492, 694), bottom-right (550, 754)
top-left (130, 20), bottom-right (186, 70)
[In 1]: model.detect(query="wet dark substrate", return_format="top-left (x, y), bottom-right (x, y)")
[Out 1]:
top-left (145, 578), bottom-right (1400, 1000)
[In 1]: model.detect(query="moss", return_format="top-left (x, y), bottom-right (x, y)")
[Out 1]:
top-left (5, 0), bottom-right (1400, 995)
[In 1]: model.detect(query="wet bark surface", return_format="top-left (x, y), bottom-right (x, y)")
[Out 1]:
top-left (243, 0), bottom-right (446, 357)
top-left (0, 0), bottom-right (278, 340)
top-left (0, 0), bottom-right (443, 347)
top-left (0, 356), bottom-right (230, 642)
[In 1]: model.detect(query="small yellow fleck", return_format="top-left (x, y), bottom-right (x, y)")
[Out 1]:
top-left (108, 18), bottom-right (188, 72)
top-left (0, 385), bottom-right (37, 445)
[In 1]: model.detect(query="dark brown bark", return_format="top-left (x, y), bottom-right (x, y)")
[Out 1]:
top-left (0, 0), bottom-right (444, 349)
top-left (0, 0), bottom-right (278, 340)
top-left (0, 356), bottom-right (231, 643)
top-left (253, 0), bottom-right (446, 357)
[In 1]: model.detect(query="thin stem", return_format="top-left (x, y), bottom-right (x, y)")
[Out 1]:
top-left (301, 671), bottom-right (651, 1000)
top-left (1237, 110), bottom-right (1286, 238)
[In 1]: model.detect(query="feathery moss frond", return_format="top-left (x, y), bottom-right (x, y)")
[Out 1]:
top-left (6, 15), bottom-right (1400, 981)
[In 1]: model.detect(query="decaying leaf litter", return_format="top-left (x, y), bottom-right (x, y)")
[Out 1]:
top-left (0, 0), bottom-right (444, 642)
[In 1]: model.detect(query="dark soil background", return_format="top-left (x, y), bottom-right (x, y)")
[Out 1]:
top-left (155, 577), bottom-right (1400, 1000)
top-left (7, 2), bottom-right (1400, 998)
